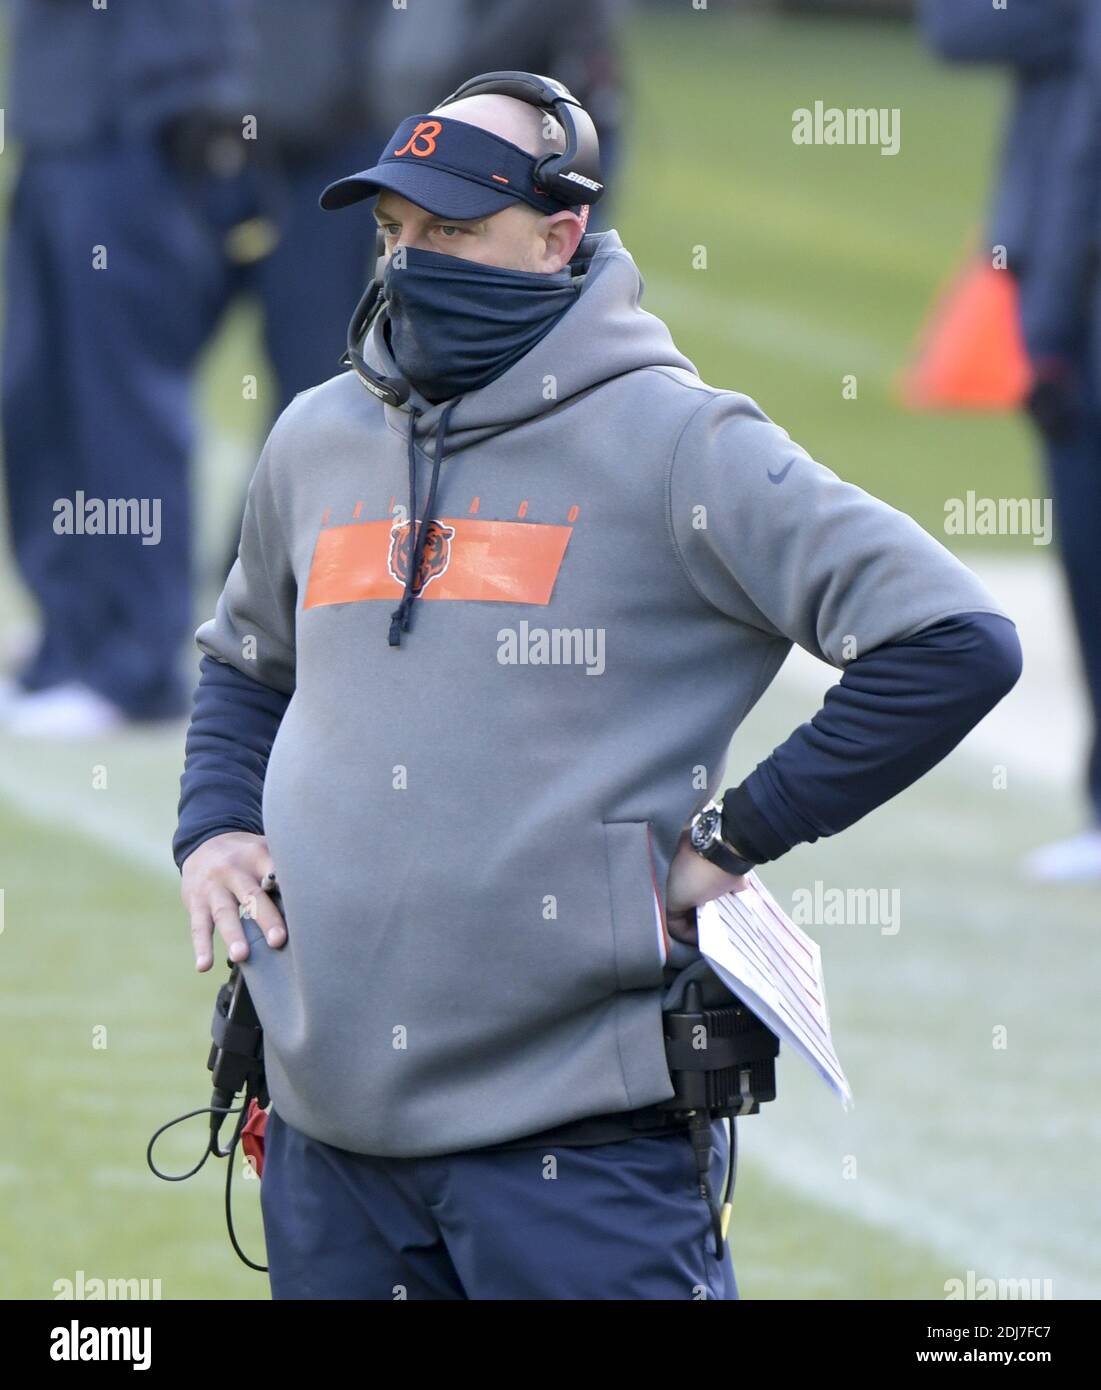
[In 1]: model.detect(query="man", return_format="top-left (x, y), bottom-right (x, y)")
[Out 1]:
top-left (920, 0), bottom-right (1101, 882)
top-left (174, 80), bottom-right (1022, 1300)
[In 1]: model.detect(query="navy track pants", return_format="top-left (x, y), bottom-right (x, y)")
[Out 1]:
top-left (259, 1105), bottom-right (740, 1300)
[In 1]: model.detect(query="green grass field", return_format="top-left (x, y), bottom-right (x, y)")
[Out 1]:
top-left (2, 9), bottom-right (1097, 1300)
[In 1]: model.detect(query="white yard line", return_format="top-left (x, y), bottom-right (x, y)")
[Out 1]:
top-left (0, 729), bottom-right (187, 879)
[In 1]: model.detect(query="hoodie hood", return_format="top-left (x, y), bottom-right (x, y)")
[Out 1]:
top-left (362, 227), bottom-right (701, 643)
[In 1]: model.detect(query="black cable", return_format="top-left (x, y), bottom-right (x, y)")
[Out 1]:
top-left (224, 1084), bottom-right (268, 1273)
top-left (146, 1102), bottom-right (242, 1181)
top-left (688, 1110), bottom-right (724, 1259)
top-left (147, 1093), bottom-right (268, 1271)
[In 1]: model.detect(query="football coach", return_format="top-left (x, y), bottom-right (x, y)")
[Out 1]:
top-left (173, 71), bottom-right (1022, 1300)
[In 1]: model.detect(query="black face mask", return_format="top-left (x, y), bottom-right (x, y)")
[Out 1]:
top-left (381, 245), bottom-right (579, 402)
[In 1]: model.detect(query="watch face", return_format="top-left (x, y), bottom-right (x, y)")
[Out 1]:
top-left (691, 806), bottom-right (721, 852)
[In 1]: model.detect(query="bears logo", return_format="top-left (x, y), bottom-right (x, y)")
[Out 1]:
top-left (392, 119), bottom-right (442, 159)
top-left (387, 518), bottom-right (456, 596)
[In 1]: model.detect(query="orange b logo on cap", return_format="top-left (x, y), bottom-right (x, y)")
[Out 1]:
top-left (393, 121), bottom-right (442, 158)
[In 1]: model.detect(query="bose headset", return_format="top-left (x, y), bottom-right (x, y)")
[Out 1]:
top-left (340, 70), bottom-right (606, 408)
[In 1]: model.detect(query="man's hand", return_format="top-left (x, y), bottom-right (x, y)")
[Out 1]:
top-left (181, 831), bottom-right (286, 972)
top-left (664, 830), bottom-right (749, 947)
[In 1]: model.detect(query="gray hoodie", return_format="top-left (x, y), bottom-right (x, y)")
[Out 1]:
top-left (198, 226), bottom-right (1007, 1158)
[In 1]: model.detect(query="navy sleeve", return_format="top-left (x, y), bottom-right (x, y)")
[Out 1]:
top-left (721, 611), bottom-right (1022, 865)
top-left (172, 654), bottom-right (291, 871)
top-left (916, 0), bottom-right (1077, 70)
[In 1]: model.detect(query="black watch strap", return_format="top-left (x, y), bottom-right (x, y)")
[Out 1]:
top-left (705, 836), bottom-right (757, 877)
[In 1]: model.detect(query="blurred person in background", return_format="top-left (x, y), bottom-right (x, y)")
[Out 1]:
top-left (920, 0), bottom-right (1101, 883)
top-left (0, 0), bottom-right (627, 739)
top-left (0, 0), bottom-right (376, 736)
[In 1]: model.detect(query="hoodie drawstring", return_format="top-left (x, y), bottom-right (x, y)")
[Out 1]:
top-left (388, 397), bottom-right (461, 647)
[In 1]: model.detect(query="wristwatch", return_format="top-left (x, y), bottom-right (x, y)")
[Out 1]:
top-left (688, 799), bottom-right (757, 877)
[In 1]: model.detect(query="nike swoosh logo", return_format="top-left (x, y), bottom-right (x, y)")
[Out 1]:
top-left (767, 457), bottom-right (796, 484)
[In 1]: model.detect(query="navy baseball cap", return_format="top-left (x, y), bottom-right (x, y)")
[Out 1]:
top-left (319, 113), bottom-right (573, 219)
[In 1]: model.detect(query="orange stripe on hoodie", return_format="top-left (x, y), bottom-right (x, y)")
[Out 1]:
top-left (303, 517), bottom-right (572, 608)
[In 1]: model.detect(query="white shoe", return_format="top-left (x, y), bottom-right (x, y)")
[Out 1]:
top-left (1020, 829), bottom-right (1101, 884)
top-left (2, 682), bottom-right (129, 738)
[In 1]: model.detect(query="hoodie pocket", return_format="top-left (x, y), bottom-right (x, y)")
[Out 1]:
top-left (602, 820), bottom-right (669, 991)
